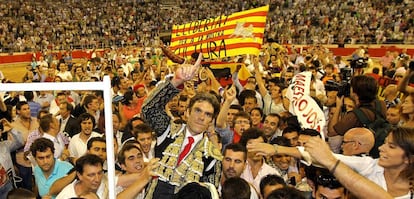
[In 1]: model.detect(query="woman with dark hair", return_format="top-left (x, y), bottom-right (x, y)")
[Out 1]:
top-left (306, 127), bottom-right (414, 199)
top-left (249, 127), bottom-right (414, 198)
top-left (250, 107), bottom-right (264, 129)
top-left (119, 91), bottom-right (141, 126)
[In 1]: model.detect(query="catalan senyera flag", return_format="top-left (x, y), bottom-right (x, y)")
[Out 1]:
top-left (170, 5), bottom-right (269, 59)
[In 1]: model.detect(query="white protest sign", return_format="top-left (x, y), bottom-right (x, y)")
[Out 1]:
top-left (286, 72), bottom-right (326, 139)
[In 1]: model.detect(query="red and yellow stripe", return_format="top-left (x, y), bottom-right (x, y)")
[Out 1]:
top-left (170, 6), bottom-right (269, 58)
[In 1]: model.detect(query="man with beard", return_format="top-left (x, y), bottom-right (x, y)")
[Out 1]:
top-left (12, 101), bottom-right (39, 190)
top-left (262, 113), bottom-right (280, 143)
top-left (221, 143), bottom-right (259, 199)
top-left (221, 143), bottom-right (247, 183)
top-left (56, 154), bottom-right (106, 199)
top-left (68, 113), bottom-right (101, 163)
top-left (133, 123), bottom-right (155, 161)
top-left (30, 138), bottom-right (73, 198)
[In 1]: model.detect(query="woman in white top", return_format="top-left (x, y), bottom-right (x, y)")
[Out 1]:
top-left (248, 127), bottom-right (414, 199)
top-left (306, 127), bottom-right (414, 199)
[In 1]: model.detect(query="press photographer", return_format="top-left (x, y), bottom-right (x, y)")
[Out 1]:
top-left (327, 75), bottom-right (387, 157)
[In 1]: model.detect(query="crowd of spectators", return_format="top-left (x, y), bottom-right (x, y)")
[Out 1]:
top-left (0, 30), bottom-right (413, 198)
top-left (1, 0), bottom-right (414, 198)
top-left (1, 0), bottom-right (413, 53)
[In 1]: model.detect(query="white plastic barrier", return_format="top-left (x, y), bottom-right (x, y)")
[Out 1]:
top-left (0, 76), bottom-right (116, 199)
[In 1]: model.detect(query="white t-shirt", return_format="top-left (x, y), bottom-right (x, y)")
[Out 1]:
top-left (335, 154), bottom-right (411, 199)
top-left (114, 175), bottom-right (145, 199)
top-left (68, 132), bottom-right (101, 158)
top-left (56, 178), bottom-right (107, 199)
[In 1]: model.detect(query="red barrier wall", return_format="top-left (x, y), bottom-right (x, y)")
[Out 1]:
top-left (1, 45), bottom-right (413, 64)
top-left (0, 50), bottom-right (103, 64)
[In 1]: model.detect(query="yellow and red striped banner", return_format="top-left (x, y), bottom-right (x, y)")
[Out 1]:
top-left (170, 5), bottom-right (269, 59)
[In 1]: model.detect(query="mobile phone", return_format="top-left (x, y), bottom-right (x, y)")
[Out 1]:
top-left (289, 176), bottom-right (296, 186)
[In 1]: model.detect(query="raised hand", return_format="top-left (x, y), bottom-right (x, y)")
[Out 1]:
top-left (0, 118), bottom-right (12, 132)
top-left (246, 142), bottom-right (276, 157)
top-left (304, 136), bottom-right (336, 168)
top-left (144, 158), bottom-right (160, 180)
top-left (171, 53), bottom-right (203, 87)
top-left (224, 85), bottom-right (237, 102)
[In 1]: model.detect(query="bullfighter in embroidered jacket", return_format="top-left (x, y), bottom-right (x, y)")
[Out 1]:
top-left (141, 54), bottom-right (222, 199)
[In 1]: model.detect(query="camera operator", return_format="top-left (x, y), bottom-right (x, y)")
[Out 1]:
top-left (327, 75), bottom-right (386, 137)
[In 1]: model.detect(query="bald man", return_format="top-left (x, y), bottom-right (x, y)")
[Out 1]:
top-left (341, 128), bottom-right (375, 156)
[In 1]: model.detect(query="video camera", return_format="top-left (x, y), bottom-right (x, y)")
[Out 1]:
top-left (325, 80), bottom-right (350, 97)
top-left (324, 68), bottom-right (352, 97)
top-left (349, 57), bottom-right (368, 69)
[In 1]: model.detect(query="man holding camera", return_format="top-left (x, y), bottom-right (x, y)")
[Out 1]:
top-left (328, 75), bottom-right (386, 135)
top-left (327, 75), bottom-right (386, 151)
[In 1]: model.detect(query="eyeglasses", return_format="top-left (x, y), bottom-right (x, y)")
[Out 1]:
top-left (342, 140), bottom-right (356, 145)
top-left (234, 120), bottom-right (250, 125)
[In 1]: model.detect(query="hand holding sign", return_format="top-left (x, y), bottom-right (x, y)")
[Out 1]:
top-left (171, 53), bottom-right (202, 87)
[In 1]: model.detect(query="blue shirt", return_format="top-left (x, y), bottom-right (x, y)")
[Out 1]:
top-left (28, 101), bottom-right (42, 117)
top-left (34, 159), bottom-right (73, 198)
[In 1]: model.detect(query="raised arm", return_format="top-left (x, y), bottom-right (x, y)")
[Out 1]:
top-left (215, 86), bottom-right (237, 129)
top-left (305, 137), bottom-right (393, 199)
top-left (246, 142), bottom-right (302, 159)
top-left (141, 53), bottom-right (202, 135)
top-left (327, 96), bottom-right (343, 137)
top-left (232, 65), bottom-right (244, 93)
top-left (0, 94), bottom-right (7, 112)
top-left (254, 57), bottom-right (268, 97)
top-left (116, 159), bottom-right (158, 199)
top-left (1, 119), bottom-right (24, 151)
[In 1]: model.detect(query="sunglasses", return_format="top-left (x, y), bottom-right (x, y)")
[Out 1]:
top-left (317, 174), bottom-right (341, 187)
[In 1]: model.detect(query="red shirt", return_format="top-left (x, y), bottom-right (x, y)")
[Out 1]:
top-left (233, 131), bottom-right (241, 143)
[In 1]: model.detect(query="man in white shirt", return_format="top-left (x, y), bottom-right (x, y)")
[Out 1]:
top-left (39, 114), bottom-right (69, 159)
top-left (56, 154), bottom-right (107, 199)
top-left (239, 128), bottom-right (280, 191)
top-left (68, 113), bottom-right (101, 163)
